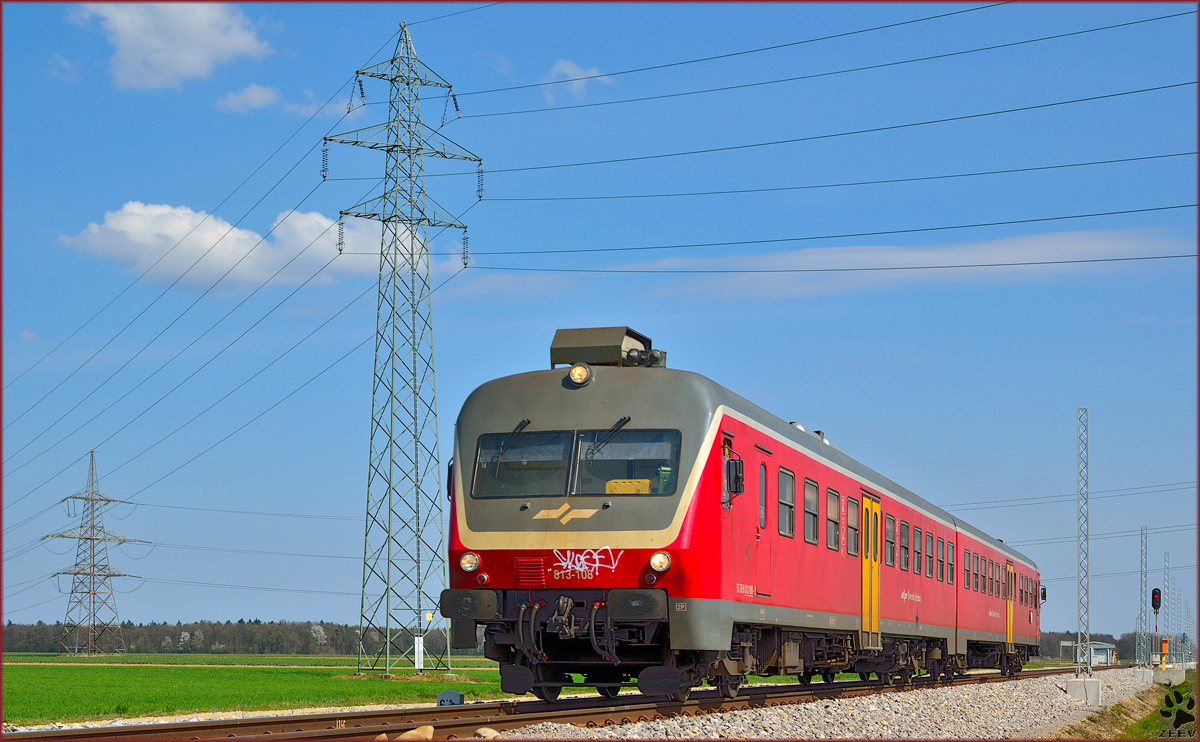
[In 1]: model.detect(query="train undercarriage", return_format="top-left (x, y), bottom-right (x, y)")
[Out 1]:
top-left (445, 589), bottom-right (1036, 701)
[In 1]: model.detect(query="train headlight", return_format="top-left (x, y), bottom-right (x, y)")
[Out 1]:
top-left (568, 363), bottom-right (592, 387)
top-left (649, 551), bottom-right (671, 572)
top-left (459, 552), bottom-right (481, 572)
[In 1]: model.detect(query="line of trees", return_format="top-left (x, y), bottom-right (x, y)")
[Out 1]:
top-left (3, 619), bottom-right (480, 656)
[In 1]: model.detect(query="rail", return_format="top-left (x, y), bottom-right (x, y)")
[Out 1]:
top-left (7, 664), bottom-right (1130, 740)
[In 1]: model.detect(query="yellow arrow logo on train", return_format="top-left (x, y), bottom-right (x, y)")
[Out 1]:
top-left (532, 503), bottom-right (599, 524)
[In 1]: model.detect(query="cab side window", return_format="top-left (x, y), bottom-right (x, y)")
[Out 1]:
top-left (759, 463), bottom-right (767, 529)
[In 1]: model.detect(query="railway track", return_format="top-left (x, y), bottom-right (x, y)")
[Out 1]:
top-left (9, 664), bottom-right (1128, 740)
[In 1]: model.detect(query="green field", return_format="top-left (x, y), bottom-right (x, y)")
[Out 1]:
top-left (2, 659), bottom-right (504, 726)
top-left (2, 654), bottom-right (837, 726)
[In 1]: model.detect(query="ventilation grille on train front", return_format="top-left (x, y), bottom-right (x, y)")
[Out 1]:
top-left (514, 557), bottom-right (546, 588)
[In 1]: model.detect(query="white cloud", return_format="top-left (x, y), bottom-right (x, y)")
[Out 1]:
top-left (283, 89), bottom-right (354, 117)
top-left (479, 50), bottom-right (514, 76)
top-left (75, 4), bottom-right (271, 90)
top-left (457, 229), bottom-right (1190, 301)
top-left (48, 53), bottom-right (79, 81)
top-left (539, 59), bottom-right (613, 103)
top-left (58, 201), bottom-right (389, 289)
top-left (216, 83), bottom-right (279, 112)
top-left (19, 330), bottom-right (38, 342)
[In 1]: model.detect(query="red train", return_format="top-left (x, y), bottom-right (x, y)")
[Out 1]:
top-left (441, 327), bottom-right (1042, 700)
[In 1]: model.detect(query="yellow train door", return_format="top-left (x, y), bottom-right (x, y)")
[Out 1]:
top-left (1005, 562), bottom-right (1015, 649)
top-left (860, 496), bottom-right (881, 649)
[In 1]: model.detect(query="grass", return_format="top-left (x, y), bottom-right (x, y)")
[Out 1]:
top-left (2, 663), bottom-right (505, 726)
top-left (1120, 670), bottom-right (1197, 739)
top-left (0, 654), bottom-right (868, 726)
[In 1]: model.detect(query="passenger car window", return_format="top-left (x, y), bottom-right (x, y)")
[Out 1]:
top-left (826, 490), bottom-right (840, 551)
top-left (803, 479), bottom-right (819, 544)
top-left (778, 469), bottom-right (796, 538)
top-left (884, 515), bottom-right (895, 566)
top-left (847, 499), bottom-right (860, 556)
top-left (913, 528), bottom-right (923, 576)
top-left (900, 522), bottom-right (910, 571)
top-left (973, 553), bottom-right (980, 591)
top-left (947, 542), bottom-right (955, 585)
top-left (925, 533), bottom-right (934, 578)
top-left (937, 538), bottom-right (945, 582)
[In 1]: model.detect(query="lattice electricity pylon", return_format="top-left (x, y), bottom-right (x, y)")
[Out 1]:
top-left (1076, 408), bottom-right (1091, 677)
top-left (49, 452), bottom-right (136, 655)
top-left (1137, 526), bottom-right (1149, 666)
top-left (1165, 552), bottom-right (1171, 660)
top-left (325, 22), bottom-right (481, 675)
top-left (1171, 575), bottom-right (1179, 664)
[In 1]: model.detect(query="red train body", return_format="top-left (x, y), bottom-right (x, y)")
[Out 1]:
top-left (441, 328), bottom-right (1041, 699)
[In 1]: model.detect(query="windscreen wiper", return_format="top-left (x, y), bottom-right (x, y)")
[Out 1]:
top-left (492, 418), bottom-right (531, 477)
top-left (585, 416), bottom-right (631, 470)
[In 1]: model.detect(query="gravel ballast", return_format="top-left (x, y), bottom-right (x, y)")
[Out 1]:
top-left (509, 669), bottom-right (1151, 739)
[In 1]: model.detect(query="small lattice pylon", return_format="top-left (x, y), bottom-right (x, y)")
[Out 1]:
top-left (49, 452), bottom-right (136, 655)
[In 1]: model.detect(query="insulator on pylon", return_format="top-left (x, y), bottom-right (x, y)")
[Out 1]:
top-left (462, 229), bottom-right (469, 268)
top-left (452, 93), bottom-right (461, 117)
top-left (358, 78), bottom-right (367, 106)
top-left (337, 215), bottom-right (345, 254)
top-left (476, 163), bottom-right (484, 200)
top-left (321, 141), bottom-right (329, 181)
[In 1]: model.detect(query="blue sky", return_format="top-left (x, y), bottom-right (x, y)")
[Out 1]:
top-left (3, 3), bottom-right (1196, 639)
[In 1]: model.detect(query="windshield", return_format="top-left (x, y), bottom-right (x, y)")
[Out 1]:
top-left (470, 428), bottom-right (681, 498)
top-left (573, 429), bottom-right (680, 495)
top-left (471, 431), bottom-right (573, 498)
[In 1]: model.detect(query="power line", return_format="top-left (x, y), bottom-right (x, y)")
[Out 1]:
top-left (948, 480), bottom-right (1195, 508)
top-left (1009, 523), bottom-right (1195, 548)
top-left (429, 81), bottom-right (1196, 178)
top-left (456, 3), bottom-right (1009, 97)
top-left (140, 577), bottom-right (358, 597)
top-left (109, 500), bottom-right (357, 522)
top-left (947, 483), bottom-right (1196, 512)
top-left (3, 156), bottom-right (332, 434)
top-left (1043, 564), bottom-right (1195, 583)
top-left (4, 178), bottom-right (383, 480)
top-left (472, 255), bottom-right (1196, 275)
top-left (431, 204), bottom-right (1196, 258)
top-left (459, 10), bottom-right (1197, 121)
top-left (464, 152), bottom-right (1195, 202)
top-left (4, 595), bottom-right (66, 616)
top-left (882, 432), bottom-right (1198, 468)
top-left (3, 207), bottom-right (476, 531)
top-left (125, 541), bottom-right (358, 561)
top-left (409, 2), bottom-right (504, 26)
top-left (1, 19), bottom-right (416, 401)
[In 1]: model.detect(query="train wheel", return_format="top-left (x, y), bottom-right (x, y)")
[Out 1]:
top-left (798, 673), bottom-right (812, 686)
top-left (821, 671), bottom-right (836, 685)
top-left (533, 685), bottom-right (561, 702)
top-left (899, 670), bottom-right (912, 685)
top-left (597, 685), bottom-right (621, 699)
top-left (672, 686), bottom-right (692, 703)
top-left (858, 672), bottom-right (871, 682)
top-left (717, 676), bottom-right (741, 699)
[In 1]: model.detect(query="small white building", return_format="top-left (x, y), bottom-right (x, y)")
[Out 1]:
top-left (1089, 642), bottom-right (1117, 665)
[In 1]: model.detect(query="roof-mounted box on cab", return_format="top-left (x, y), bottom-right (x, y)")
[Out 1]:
top-left (550, 326), bottom-right (666, 369)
